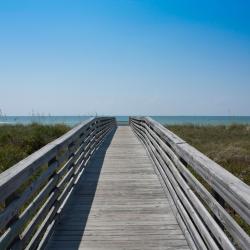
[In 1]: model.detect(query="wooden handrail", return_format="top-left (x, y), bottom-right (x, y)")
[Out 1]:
top-left (0, 117), bottom-right (116, 250)
top-left (130, 116), bottom-right (250, 250)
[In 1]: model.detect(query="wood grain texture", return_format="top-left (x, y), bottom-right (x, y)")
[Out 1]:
top-left (140, 117), bottom-right (250, 225)
top-left (141, 122), bottom-right (250, 249)
top-left (46, 126), bottom-right (190, 250)
top-left (0, 118), bottom-right (95, 203)
top-left (130, 117), bottom-right (250, 250)
top-left (0, 117), bottom-right (116, 250)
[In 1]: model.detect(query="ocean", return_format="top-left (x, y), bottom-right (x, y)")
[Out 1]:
top-left (1, 116), bottom-right (250, 126)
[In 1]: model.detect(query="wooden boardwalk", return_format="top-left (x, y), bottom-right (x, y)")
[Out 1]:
top-left (46, 126), bottom-right (189, 250)
top-left (1, 117), bottom-right (249, 249)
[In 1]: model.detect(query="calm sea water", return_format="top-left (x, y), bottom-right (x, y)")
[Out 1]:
top-left (1, 116), bottom-right (250, 126)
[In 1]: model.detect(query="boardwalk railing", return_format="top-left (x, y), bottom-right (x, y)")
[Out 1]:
top-left (0, 117), bottom-right (116, 250)
top-left (130, 116), bottom-right (250, 250)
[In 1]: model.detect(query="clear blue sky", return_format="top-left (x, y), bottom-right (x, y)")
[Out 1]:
top-left (0, 0), bottom-right (249, 116)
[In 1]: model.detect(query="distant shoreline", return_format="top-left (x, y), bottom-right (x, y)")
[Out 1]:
top-left (1, 115), bottom-right (250, 126)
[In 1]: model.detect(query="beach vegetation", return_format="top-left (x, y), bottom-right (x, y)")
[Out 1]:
top-left (167, 124), bottom-right (250, 185)
top-left (0, 123), bottom-right (70, 173)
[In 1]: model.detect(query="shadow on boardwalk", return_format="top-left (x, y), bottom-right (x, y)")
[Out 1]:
top-left (46, 128), bottom-right (116, 249)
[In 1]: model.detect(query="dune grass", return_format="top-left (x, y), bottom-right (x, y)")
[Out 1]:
top-left (167, 124), bottom-right (250, 185)
top-left (167, 124), bottom-right (250, 236)
top-left (0, 123), bottom-right (70, 173)
top-left (1, 123), bottom-right (249, 181)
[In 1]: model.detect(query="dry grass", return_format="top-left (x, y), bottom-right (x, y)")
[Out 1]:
top-left (167, 124), bottom-right (250, 185)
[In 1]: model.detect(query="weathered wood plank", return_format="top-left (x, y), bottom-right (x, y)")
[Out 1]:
top-left (0, 117), bottom-right (115, 249)
top-left (46, 126), bottom-right (190, 250)
top-left (142, 124), bottom-right (235, 249)
top-left (140, 117), bottom-right (250, 224)
top-left (132, 123), bottom-right (206, 249)
top-left (24, 122), bottom-right (115, 250)
top-left (130, 117), bottom-right (250, 250)
top-left (0, 118), bottom-right (96, 203)
top-left (142, 121), bottom-right (250, 249)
